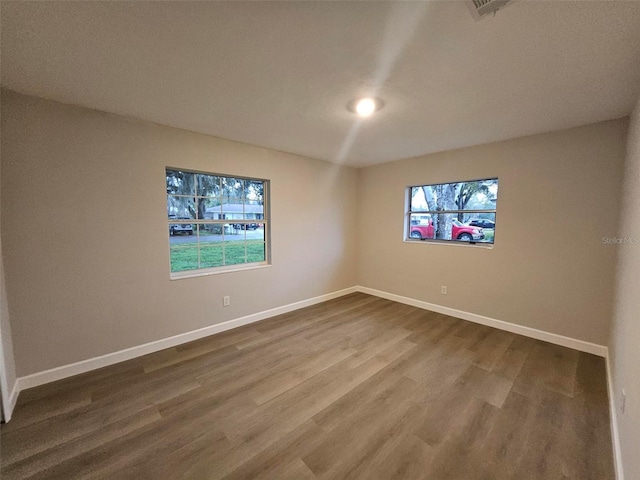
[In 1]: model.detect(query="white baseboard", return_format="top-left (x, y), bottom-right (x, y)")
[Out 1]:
top-left (355, 286), bottom-right (608, 357)
top-left (11, 285), bottom-right (609, 422)
top-left (7, 381), bottom-right (19, 420)
top-left (2, 379), bottom-right (19, 422)
top-left (605, 353), bottom-right (625, 480)
top-left (16, 286), bottom-right (358, 393)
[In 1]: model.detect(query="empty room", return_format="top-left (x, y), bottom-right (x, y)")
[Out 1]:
top-left (1, 1), bottom-right (639, 479)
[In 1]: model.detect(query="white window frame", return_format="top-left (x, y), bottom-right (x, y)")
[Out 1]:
top-left (166, 167), bottom-right (271, 278)
top-left (405, 177), bottom-right (498, 247)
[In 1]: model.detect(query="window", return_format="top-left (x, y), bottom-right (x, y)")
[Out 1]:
top-left (166, 168), bottom-right (269, 276)
top-left (406, 178), bottom-right (498, 244)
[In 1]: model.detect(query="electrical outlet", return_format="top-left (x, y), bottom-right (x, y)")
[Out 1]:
top-left (622, 388), bottom-right (626, 414)
top-left (441, 285), bottom-right (447, 295)
top-left (223, 296), bottom-right (230, 307)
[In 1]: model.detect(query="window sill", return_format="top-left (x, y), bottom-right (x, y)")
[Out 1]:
top-left (403, 238), bottom-right (494, 249)
top-left (170, 263), bottom-right (271, 280)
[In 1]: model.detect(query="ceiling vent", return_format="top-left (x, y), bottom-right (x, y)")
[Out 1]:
top-left (468, 0), bottom-right (511, 20)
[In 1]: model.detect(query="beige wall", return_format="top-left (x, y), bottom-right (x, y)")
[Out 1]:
top-left (0, 89), bottom-right (630, 384)
top-left (0, 90), bottom-right (358, 377)
top-left (356, 119), bottom-right (627, 345)
top-left (609, 97), bottom-right (640, 480)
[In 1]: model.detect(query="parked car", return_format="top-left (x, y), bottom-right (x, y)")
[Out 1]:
top-left (410, 219), bottom-right (484, 241)
top-left (452, 220), bottom-right (484, 241)
top-left (232, 223), bottom-right (259, 230)
top-left (468, 219), bottom-right (495, 229)
top-left (169, 216), bottom-right (194, 236)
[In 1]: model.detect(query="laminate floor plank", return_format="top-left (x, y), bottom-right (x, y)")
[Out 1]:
top-left (513, 340), bottom-right (579, 399)
top-left (3, 391), bottom-right (93, 433)
top-left (424, 399), bottom-right (502, 480)
top-left (1, 293), bottom-right (614, 480)
top-left (311, 342), bottom-right (432, 433)
top-left (2, 394), bottom-right (160, 466)
top-left (249, 345), bottom-right (358, 406)
top-left (144, 328), bottom-right (264, 373)
top-left (365, 433), bottom-right (434, 480)
top-left (491, 334), bottom-right (536, 381)
top-left (237, 295), bottom-right (385, 350)
top-left (0, 407), bottom-right (162, 480)
top-left (250, 293), bottom-right (377, 334)
top-left (14, 361), bottom-right (146, 406)
top-left (464, 328), bottom-right (516, 372)
top-left (221, 420), bottom-right (326, 480)
top-left (302, 376), bottom-right (419, 479)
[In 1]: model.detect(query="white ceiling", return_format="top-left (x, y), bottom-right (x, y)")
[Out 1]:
top-left (2, 1), bottom-right (640, 167)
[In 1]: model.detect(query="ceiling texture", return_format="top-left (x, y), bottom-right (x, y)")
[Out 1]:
top-left (2, 1), bottom-right (640, 167)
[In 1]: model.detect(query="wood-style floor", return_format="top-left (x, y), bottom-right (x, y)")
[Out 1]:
top-left (1, 293), bottom-right (614, 479)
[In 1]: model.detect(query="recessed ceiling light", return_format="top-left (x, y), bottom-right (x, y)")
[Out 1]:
top-left (347, 97), bottom-right (384, 117)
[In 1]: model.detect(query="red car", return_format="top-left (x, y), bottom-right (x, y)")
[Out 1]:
top-left (410, 219), bottom-right (484, 241)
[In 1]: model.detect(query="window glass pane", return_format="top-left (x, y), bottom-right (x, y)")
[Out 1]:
top-left (244, 203), bottom-right (264, 220)
top-left (223, 240), bottom-right (247, 266)
top-left (411, 179), bottom-right (498, 214)
top-left (168, 196), bottom-right (196, 219)
top-left (462, 213), bottom-right (496, 243)
top-left (224, 224), bottom-right (246, 241)
top-left (198, 197), bottom-right (222, 220)
top-left (227, 222), bottom-right (264, 235)
top-left (458, 179), bottom-right (498, 210)
top-left (222, 178), bottom-right (244, 199)
top-left (246, 226), bottom-right (265, 243)
top-left (196, 174), bottom-right (221, 198)
top-left (408, 214), bottom-right (434, 239)
top-left (227, 220), bottom-right (261, 235)
top-left (199, 244), bottom-right (224, 269)
top-left (410, 187), bottom-right (429, 212)
top-left (169, 218), bottom-right (195, 239)
top-left (409, 213), bottom-right (488, 242)
top-left (245, 180), bottom-right (264, 204)
top-left (247, 241), bottom-right (266, 263)
top-left (412, 184), bottom-right (466, 212)
top-left (170, 245), bottom-right (199, 272)
top-left (460, 212), bottom-right (496, 225)
top-left (221, 199), bottom-right (244, 218)
top-left (192, 223), bottom-right (219, 242)
top-left (166, 170), bottom-right (195, 196)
